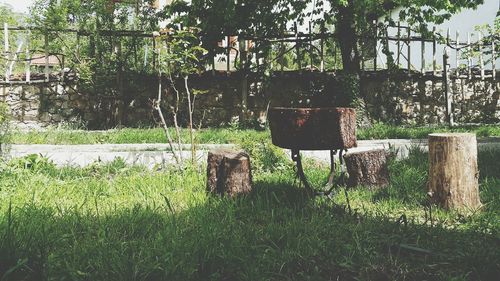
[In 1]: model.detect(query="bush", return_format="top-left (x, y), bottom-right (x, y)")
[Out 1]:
top-left (0, 102), bottom-right (10, 157)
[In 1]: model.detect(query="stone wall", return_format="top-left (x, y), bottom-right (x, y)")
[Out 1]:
top-left (361, 71), bottom-right (500, 125)
top-left (1, 70), bottom-right (498, 130)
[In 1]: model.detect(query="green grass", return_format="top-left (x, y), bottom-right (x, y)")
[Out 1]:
top-left (9, 127), bottom-right (270, 145)
top-left (8, 123), bottom-right (500, 145)
top-left (0, 145), bottom-right (499, 280)
top-left (357, 123), bottom-right (500, 140)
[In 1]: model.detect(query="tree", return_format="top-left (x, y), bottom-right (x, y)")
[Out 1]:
top-left (159, 0), bottom-right (309, 71)
top-left (160, 0), bottom-right (485, 108)
top-left (155, 28), bottom-right (207, 165)
top-left (320, 0), bottom-right (485, 73)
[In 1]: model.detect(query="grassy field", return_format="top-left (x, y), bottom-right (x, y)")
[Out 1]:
top-left (8, 123), bottom-right (500, 145)
top-left (0, 142), bottom-right (499, 280)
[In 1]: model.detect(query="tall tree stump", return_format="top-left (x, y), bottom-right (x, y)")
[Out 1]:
top-left (207, 149), bottom-right (252, 197)
top-left (344, 149), bottom-right (390, 188)
top-left (428, 133), bottom-right (481, 210)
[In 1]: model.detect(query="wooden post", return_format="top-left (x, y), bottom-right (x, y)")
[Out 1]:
top-left (407, 26), bottom-right (411, 73)
top-left (309, 21), bottom-right (313, 71)
top-left (467, 32), bottom-right (472, 79)
top-left (373, 22), bottom-right (377, 71)
top-left (428, 133), bottom-right (481, 210)
top-left (455, 30), bottom-right (460, 77)
top-left (239, 36), bottom-right (248, 123)
top-left (432, 26), bottom-right (437, 75)
top-left (320, 22), bottom-right (325, 72)
top-left (4, 23), bottom-right (9, 82)
top-left (421, 33), bottom-right (425, 73)
top-left (492, 37), bottom-right (496, 80)
top-left (226, 35), bottom-right (231, 72)
top-left (397, 22), bottom-right (401, 67)
top-left (478, 31), bottom-right (484, 80)
top-left (25, 36), bottom-right (30, 82)
top-left (294, 22), bottom-right (301, 70)
top-left (207, 149), bottom-right (252, 197)
top-left (280, 28), bottom-right (285, 73)
top-left (443, 47), bottom-right (453, 126)
top-left (44, 31), bottom-right (49, 82)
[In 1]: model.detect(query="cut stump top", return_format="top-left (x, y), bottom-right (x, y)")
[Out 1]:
top-left (428, 133), bottom-right (476, 138)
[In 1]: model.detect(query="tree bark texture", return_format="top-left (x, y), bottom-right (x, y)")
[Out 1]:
top-left (268, 107), bottom-right (357, 150)
top-left (428, 133), bottom-right (481, 210)
top-left (344, 149), bottom-right (389, 188)
top-left (207, 149), bottom-right (252, 197)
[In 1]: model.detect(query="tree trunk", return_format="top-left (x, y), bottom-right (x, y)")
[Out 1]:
top-left (345, 149), bottom-right (389, 188)
top-left (428, 133), bottom-right (481, 210)
top-left (336, 0), bottom-right (360, 74)
top-left (207, 149), bottom-right (252, 197)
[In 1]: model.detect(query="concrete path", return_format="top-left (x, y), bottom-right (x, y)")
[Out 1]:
top-left (7, 138), bottom-right (500, 167)
top-left (300, 137), bottom-right (500, 163)
top-left (8, 143), bottom-right (236, 168)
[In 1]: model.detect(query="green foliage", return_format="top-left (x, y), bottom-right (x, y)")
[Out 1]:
top-left (335, 71), bottom-right (360, 107)
top-left (0, 102), bottom-right (10, 157)
top-left (29, 0), bottom-right (159, 89)
top-left (160, 29), bottom-right (207, 78)
top-left (237, 137), bottom-right (290, 173)
top-left (7, 153), bottom-right (56, 173)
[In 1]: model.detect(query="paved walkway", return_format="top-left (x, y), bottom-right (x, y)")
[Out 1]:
top-left (7, 138), bottom-right (500, 168)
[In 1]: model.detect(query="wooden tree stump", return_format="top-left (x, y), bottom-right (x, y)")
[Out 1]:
top-left (206, 149), bottom-right (252, 197)
top-left (428, 133), bottom-right (481, 210)
top-left (344, 149), bottom-right (390, 188)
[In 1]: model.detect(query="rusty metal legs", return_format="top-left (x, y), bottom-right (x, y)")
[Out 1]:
top-left (291, 149), bottom-right (347, 196)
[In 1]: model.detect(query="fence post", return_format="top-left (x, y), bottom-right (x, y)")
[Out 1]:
top-left (433, 26), bottom-right (437, 76)
top-left (467, 32), bottom-right (472, 79)
top-left (478, 31), bottom-right (484, 80)
top-left (443, 47), bottom-right (453, 126)
top-left (26, 34), bottom-right (30, 83)
top-left (421, 32), bottom-right (425, 73)
top-left (407, 26), bottom-right (411, 74)
top-left (280, 29), bottom-right (285, 73)
top-left (294, 22), bottom-right (301, 70)
top-left (455, 30), bottom-right (460, 77)
top-left (4, 23), bottom-right (9, 82)
top-left (320, 22), bottom-right (324, 72)
top-left (397, 22), bottom-right (400, 67)
top-left (373, 22), bottom-right (377, 71)
top-left (44, 31), bottom-right (49, 82)
top-left (309, 21), bottom-right (313, 71)
top-left (492, 35), bottom-right (496, 81)
top-left (226, 35), bottom-right (231, 72)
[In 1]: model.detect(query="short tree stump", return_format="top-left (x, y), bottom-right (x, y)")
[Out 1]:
top-left (206, 149), bottom-right (252, 197)
top-left (344, 149), bottom-right (390, 188)
top-left (428, 133), bottom-right (481, 210)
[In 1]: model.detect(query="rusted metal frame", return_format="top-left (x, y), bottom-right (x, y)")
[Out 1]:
top-left (291, 149), bottom-right (312, 193)
top-left (291, 149), bottom-right (347, 197)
